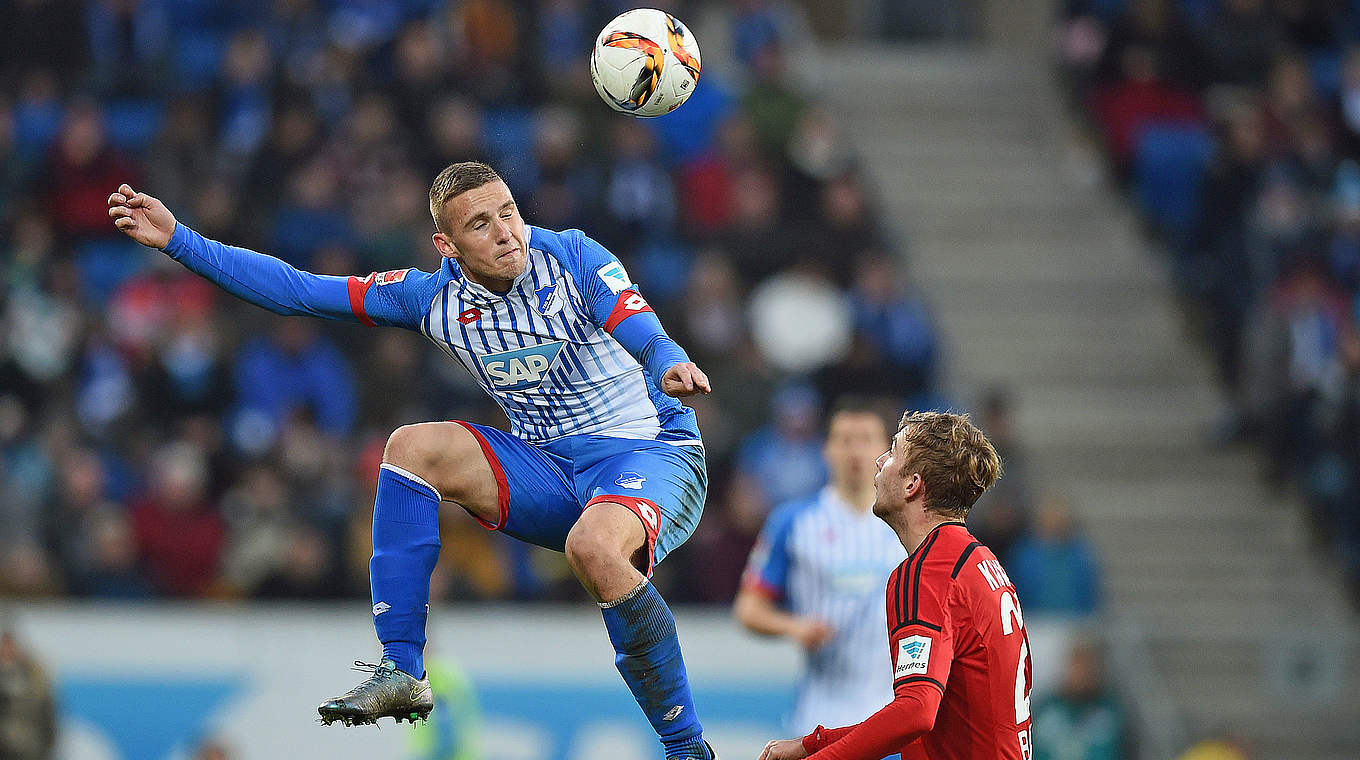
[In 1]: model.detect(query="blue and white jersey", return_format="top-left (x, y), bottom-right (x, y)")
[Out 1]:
top-left (743, 487), bottom-right (908, 733)
top-left (161, 223), bottom-right (699, 445)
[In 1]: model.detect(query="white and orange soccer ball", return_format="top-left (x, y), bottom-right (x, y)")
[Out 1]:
top-left (590, 8), bottom-right (702, 117)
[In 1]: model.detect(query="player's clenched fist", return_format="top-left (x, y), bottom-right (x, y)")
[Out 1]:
top-left (757, 738), bottom-right (808, 760)
top-left (107, 183), bottom-right (178, 249)
top-left (660, 361), bottom-right (711, 397)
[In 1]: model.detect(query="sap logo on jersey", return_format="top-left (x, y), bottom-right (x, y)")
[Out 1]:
top-left (895, 635), bottom-right (932, 679)
top-left (478, 341), bottom-right (566, 391)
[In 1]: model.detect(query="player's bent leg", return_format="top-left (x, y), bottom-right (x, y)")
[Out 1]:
top-left (320, 422), bottom-right (500, 728)
top-left (564, 499), bottom-right (650, 601)
top-left (383, 422), bottom-right (502, 525)
top-left (569, 500), bottom-right (714, 760)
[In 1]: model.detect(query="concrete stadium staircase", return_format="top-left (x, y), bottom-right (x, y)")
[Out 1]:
top-left (798, 42), bottom-right (1360, 760)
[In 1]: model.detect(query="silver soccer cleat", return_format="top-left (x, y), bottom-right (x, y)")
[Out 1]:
top-left (317, 659), bottom-right (433, 727)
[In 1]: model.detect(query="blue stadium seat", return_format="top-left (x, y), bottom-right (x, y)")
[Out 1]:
top-left (1310, 49), bottom-right (1343, 101)
top-left (104, 100), bottom-right (166, 153)
top-left (75, 239), bottom-right (150, 305)
top-left (1178, 0), bottom-right (1215, 31)
top-left (482, 108), bottom-right (539, 192)
top-left (13, 100), bottom-right (64, 157)
top-left (1087, 0), bottom-right (1128, 23)
top-left (1131, 123), bottom-right (1214, 247)
top-left (173, 30), bottom-right (227, 91)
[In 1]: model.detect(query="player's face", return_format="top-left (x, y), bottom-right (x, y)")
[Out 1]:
top-left (824, 412), bottom-right (889, 488)
top-left (872, 431), bottom-right (913, 519)
top-left (434, 180), bottom-right (529, 290)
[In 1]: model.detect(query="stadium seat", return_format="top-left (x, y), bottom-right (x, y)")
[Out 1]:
top-left (1177, 0), bottom-right (1215, 31)
top-left (482, 107), bottom-right (538, 192)
top-left (104, 100), bottom-right (166, 152)
top-left (1131, 123), bottom-right (1214, 248)
top-left (13, 100), bottom-right (64, 157)
top-left (1087, 0), bottom-right (1128, 24)
top-left (173, 30), bottom-right (227, 91)
top-left (75, 239), bottom-right (150, 305)
top-left (1310, 49), bottom-right (1343, 101)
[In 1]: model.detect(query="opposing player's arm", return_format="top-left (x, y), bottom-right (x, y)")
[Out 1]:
top-left (570, 230), bottom-right (710, 396)
top-left (797, 685), bottom-right (943, 760)
top-left (109, 184), bottom-right (429, 329)
top-left (793, 563), bottom-right (956, 759)
top-left (735, 503), bottom-right (833, 649)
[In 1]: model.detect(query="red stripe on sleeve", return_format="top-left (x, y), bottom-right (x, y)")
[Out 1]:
top-left (603, 289), bottom-right (654, 332)
top-left (347, 273), bottom-right (376, 326)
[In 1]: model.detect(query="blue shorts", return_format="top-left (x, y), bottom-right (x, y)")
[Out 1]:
top-left (453, 421), bottom-right (707, 573)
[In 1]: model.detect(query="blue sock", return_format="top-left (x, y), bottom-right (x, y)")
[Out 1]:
top-left (601, 580), bottom-right (708, 759)
top-left (369, 464), bottom-right (441, 678)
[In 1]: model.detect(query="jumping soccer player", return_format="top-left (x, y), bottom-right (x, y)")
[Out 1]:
top-left (757, 411), bottom-right (1033, 760)
top-left (107, 162), bottom-right (719, 760)
top-left (734, 400), bottom-right (906, 740)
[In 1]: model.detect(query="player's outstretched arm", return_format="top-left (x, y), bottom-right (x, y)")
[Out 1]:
top-left (107, 183), bottom-right (411, 326)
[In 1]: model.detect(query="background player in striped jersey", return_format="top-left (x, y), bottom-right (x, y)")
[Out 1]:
top-left (734, 400), bottom-right (906, 744)
top-left (107, 162), bottom-right (720, 760)
top-left (758, 411), bottom-right (1034, 760)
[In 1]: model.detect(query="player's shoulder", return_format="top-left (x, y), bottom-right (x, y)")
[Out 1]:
top-left (889, 524), bottom-right (982, 629)
top-left (526, 225), bottom-right (583, 262)
top-left (905, 523), bottom-right (986, 584)
top-left (364, 265), bottom-right (450, 316)
top-left (528, 225), bottom-right (621, 275)
top-left (762, 494), bottom-right (822, 536)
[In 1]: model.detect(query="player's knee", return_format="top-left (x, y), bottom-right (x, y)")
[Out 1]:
top-left (383, 424), bottom-right (440, 472)
top-left (564, 527), bottom-right (622, 578)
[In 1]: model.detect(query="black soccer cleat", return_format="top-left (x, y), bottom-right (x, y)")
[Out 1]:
top-left (317, 659), bottom-right (433, 727)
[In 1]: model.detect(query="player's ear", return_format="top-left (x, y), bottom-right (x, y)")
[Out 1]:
top-left (903, 473), bottom-right (922, 501)
top-left (432, 231), bottom-right (460, 260)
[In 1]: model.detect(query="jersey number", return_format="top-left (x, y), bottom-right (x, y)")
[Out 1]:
top-left (999, 590), bottom-right (1032, 724)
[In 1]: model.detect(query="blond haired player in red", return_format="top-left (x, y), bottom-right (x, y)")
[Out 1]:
top-left (757, 411), bottom-right (1033, 760)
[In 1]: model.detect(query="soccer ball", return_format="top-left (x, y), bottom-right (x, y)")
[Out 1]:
top-left (590, 8), bottom-right (702, 117)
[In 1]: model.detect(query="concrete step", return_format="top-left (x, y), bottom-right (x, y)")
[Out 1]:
top-left (910, 239), bottom-right (1163, 286)
top-left (1027, 440), bottom-right (1258, 481)
top-left (816, 38), bottom-right (1359, 760)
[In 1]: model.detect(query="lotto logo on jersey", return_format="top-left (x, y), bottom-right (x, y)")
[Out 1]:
top-left (478, 341), bottom-right (566, 391)
top-left (895, 635), bottom-right (932, 678)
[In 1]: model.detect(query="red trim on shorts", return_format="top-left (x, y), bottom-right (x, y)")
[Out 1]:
top-left (451, 421), bottom-right (509, 531)
top-left (347, 274), bottom-right (376, 326)
top-left (585, 494), bottom-right (661, 577)
top-left (603, 289), bottom-right (653, 332)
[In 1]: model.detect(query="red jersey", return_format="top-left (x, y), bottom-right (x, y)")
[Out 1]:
top-left (802, 522), bottom-right (1034, 760)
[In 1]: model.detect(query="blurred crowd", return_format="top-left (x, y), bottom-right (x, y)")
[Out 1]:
top-left (0, 0), bottom-right (1100, 624)
top-left (1059, 0), bottom-right (1360, 599)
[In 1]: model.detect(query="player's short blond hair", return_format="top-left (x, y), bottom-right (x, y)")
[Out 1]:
top-left (429, 161), bottom-right (503, 235)
top-left (896, 410), bottom-right (1001, 518)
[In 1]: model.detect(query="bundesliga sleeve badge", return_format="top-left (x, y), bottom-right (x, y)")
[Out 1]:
top-left (895, 635), bottom-right (932, 679)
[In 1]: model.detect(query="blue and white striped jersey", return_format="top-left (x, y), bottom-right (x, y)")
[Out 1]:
top-left (162, 223), bottom-right (699, 445)
top-left (743, 487), bottom-right (908, 733)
